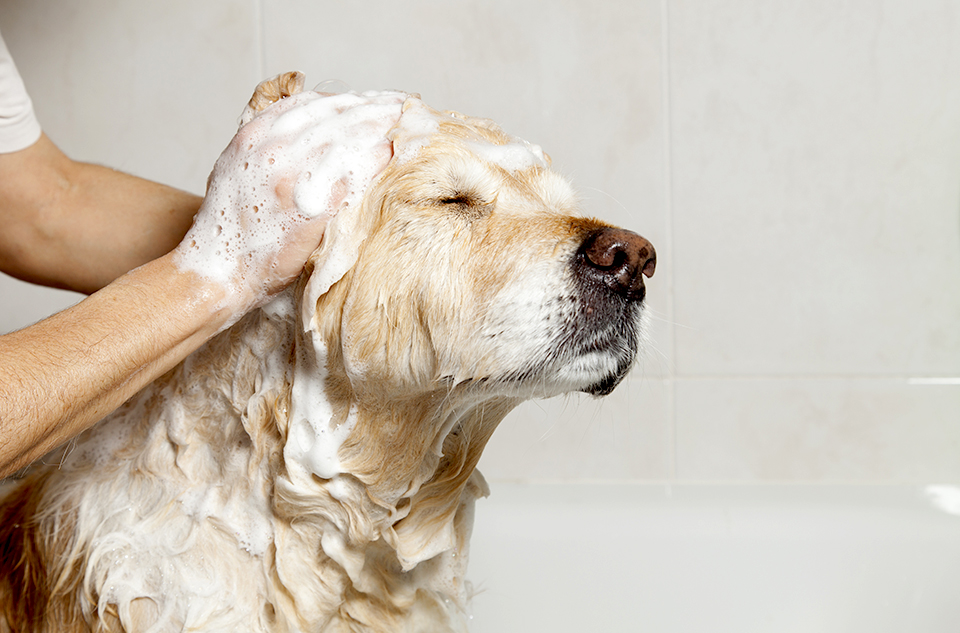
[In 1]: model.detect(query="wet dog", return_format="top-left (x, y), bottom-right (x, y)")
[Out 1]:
top-left (0, 73), bottom-right (655, 632)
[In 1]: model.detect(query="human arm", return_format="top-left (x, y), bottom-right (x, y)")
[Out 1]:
top-left (0, 90), bottom-right (405, 477)
top-left (0, 133), bottom-right (201, 294)
top-left (0, 254), bottom-right (231, 474)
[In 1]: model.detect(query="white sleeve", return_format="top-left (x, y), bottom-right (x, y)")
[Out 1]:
top-left (0, 29), bottom-right (42, 153)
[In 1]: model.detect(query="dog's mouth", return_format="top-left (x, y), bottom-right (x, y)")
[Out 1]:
top-left (566, 227), bottom-right (653, 396)
top-left (466, 227), bottom-right (653, 399)
top-left (492, 293), bottom-right (643, 399)
top-left (584, 367), bottom-right (631, 397)
top-left (565, 303), bottom-right (643, 396)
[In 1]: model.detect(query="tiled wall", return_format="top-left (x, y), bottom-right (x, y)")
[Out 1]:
top-left (2, 0), bottom-right (958, 484)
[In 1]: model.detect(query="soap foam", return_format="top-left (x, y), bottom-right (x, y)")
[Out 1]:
top-left (465, 138), bottom-right (548, 171)
top-left (387, 98), bottom-right (547, 172)
top-left (387, 99), bottom-right (440, 164)
top-left (283, 335), bottom-right (358, 482)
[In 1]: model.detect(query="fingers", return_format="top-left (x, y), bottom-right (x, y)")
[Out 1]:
top-left (239, 71), bottom-right (306, 127)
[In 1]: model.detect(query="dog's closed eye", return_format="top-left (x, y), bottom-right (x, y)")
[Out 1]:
top-left (428, 156), bottom-right (499, 215)
top-left (436, 191), bottom-right (494, 217)
top-left (438, 194), bottom-right (475, 207)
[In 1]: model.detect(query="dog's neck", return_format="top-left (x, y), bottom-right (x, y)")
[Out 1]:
top-left (198, 288), bottom-right (518, 630)
top-left (41, 282), bottom-right (517, 631)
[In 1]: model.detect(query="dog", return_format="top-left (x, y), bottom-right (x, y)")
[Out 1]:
top-left (0, 72), bottom-right (655, 632)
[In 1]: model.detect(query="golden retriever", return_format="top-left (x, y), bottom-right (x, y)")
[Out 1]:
top-left (0, 72), bottom-right (655, 632)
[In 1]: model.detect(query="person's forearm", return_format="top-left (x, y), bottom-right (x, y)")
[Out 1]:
top-left (0, 88), bottom-right (404, 477)
top-left (0, 252), bottom-right (230, 476)
top-left (0, 134), bottom-right (202, 294)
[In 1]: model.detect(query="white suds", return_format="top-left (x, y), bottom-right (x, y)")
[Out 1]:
top-left (465, 138), bottom-right (547, 172)
top-left (283, 335), bottom-right (357, 481)
top-left (387, 99), bottom-right (440, 164)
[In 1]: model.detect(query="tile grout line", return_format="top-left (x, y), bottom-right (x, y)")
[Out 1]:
top-left (485, 478), bottom-right (943, 487)
top-left (659, 0), bottom-right (677, 481)
top-left (668, 373), bottom-right (960, 382)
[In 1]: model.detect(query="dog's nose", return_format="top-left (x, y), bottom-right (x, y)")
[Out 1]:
top-left (577, 228), bottom-right (656, 302)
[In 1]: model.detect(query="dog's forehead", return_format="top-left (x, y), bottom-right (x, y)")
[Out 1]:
top-left (388, 98), bottom-right (549, 171)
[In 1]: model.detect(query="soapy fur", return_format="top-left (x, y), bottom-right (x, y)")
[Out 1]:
top-left (0, 74), bottom-right (654, 632)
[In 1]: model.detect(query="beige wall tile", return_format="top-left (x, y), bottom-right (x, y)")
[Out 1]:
top-left (479, 377), bottom-right (673, 481)
top-left (668, 0), bottom-right (960, 377)
top-left (675, 377), bottom-right (960, 482)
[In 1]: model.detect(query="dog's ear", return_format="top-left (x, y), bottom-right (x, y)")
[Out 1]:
top-left (300, 97), bottom-right (429, 331)
top-left (300, 194), bottom-right (374, 331)
top-left (239, 71), bottom-right (305, 127)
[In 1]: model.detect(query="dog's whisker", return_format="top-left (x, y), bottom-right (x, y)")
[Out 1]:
top-left (581, 186), bottom-right (630, 216)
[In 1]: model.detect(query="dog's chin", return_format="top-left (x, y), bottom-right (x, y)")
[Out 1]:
top-left (582, 365), bottom-right (630, 396)
top-left (567, 320), bottom-right (642, 397)
top-left (575, 348), bottom-right (636, 396)
top-left (492, 341), bottom-right (637, 400)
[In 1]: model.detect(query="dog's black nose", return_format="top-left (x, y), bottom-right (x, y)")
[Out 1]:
top-left (577, 228), bottom-right (656, 302)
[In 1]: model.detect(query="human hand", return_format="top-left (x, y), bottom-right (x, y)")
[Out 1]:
top-left (174, 90), bottom-right (405, 318)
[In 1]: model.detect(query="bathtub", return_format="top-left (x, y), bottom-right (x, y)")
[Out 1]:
top-left (467, 482), bottom-right (960, 632)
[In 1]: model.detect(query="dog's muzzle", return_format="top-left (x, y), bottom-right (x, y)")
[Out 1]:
top-left (569, 227), bottom-right (656, 395)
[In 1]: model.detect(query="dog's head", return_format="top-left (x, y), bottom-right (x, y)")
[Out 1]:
top-left (301, 97), bottom-right (656, 402)
top-left (253, 81), bottom-right (656, 577)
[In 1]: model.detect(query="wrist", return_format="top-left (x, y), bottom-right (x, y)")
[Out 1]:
top-left (132, 251), bottom-right (243, 340)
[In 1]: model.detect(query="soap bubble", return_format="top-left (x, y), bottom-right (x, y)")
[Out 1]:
top-left (313, 79), bottom-right (351, 95)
